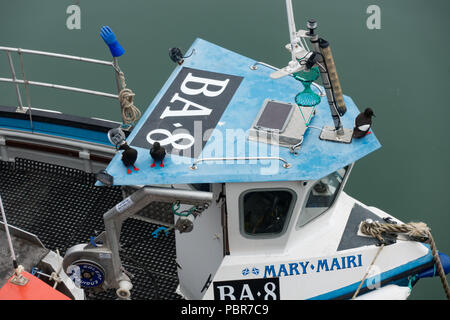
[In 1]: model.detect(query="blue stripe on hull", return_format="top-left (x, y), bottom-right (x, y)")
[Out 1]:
top-left (0, 117), bottom-right (113, 146)
top-left (308, 248), bottom-right (433, 300)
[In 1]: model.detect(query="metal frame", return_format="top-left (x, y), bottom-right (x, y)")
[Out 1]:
top-left (249, 61), bottom-right (325, 97)
top-left (63, 186), bottom-right (214, 297)
top-left (0, 46), bottom-right (121, 114)
top-left (296, 163), bottom-right (354, 228)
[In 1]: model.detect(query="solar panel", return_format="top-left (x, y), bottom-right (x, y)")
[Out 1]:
top-left (254, 100), bottom-right (294, 132)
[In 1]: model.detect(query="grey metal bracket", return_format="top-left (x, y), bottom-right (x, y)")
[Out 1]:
top-left (319, 126), bottom-right (353, 144)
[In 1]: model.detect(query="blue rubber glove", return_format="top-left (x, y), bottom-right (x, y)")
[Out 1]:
top-left (100, 26), bottom-right (125, 57)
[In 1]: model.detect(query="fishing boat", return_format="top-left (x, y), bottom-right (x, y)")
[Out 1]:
top-left (1, 1), bottom-right (449, 300)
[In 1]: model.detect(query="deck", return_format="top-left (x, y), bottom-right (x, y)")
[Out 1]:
top-left (0, 158), bottom-right (180, 300)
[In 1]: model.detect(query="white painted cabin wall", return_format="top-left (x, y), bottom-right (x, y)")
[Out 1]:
top-left (175, 183), bottom-right (225, 299)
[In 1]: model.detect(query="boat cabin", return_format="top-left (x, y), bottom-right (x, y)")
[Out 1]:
top-left (99, 38), bottom-right (381, 299)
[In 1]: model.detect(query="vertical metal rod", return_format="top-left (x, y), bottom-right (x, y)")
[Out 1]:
top-left (112, 57), bottom-right (122, 93)
top-left (5, 51), bottom-right (24, 111)
top-left (286, 0), bottom-right (298, 62)
top-left (0, 195), bottom-right (18, 269)
top-left (17, 50), bottom-right (33, 130)
top-left (307, 20), bottom-right (344, 134)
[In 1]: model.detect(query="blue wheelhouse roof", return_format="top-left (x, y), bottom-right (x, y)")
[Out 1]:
top-left (100, 38), bottom-right (381, 186)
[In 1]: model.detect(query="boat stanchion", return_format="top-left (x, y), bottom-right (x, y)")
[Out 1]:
top-left (100, 26), bottom-right (141, 128)
top-left (0, 195), bottom-right (29, 286)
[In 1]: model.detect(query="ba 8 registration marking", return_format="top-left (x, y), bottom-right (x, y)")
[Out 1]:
top-left (213, 277), bottom-right (280, 300)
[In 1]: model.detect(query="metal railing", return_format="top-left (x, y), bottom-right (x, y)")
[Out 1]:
top-left (0, 46), bottom-right (121, 119)
top-left (190, 156), bottom-right (292, 170)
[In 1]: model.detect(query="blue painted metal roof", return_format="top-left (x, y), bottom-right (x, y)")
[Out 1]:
top-left (101, 38), bottom-right (381, 186)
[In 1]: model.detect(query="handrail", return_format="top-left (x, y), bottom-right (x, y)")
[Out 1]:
top-left (190, 156), bottom-right (292, 170)
top-left (0, 46), bottom-right (114, 66)
top-left (0, 46), bottom-right (120, 112)
top-left (0, 77), bottom-right (118, 99)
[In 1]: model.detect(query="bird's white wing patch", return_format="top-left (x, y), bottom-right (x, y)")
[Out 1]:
top-left (358, 124), bottom-right (370, 131)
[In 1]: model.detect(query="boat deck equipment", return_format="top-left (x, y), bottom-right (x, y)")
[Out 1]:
top-left (100, 38), bottom-right (381, 187)
top-left (0, 158), bottom-right (181, 300)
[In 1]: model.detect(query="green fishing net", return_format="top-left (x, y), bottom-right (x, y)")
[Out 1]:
top-left (293, 66), bottom-right (321, 107)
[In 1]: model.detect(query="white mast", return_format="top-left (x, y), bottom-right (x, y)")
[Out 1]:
top-left (270, 0), bottom-right (309, 79)
top-left (286, 0), bottom-right (300, 62)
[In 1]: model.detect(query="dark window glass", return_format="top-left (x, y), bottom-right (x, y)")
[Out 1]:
top-left (241, 190), bottom-right (294, 236)
top-left (298, 167), bottom-right (348, 227)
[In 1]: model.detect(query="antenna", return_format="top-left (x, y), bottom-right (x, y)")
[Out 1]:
top-left (270, 0), bottom-right (310, 79)
top-left (286, 0), bottom-right (298, 61)
top-left (0, 195), bottom-right (29, 286)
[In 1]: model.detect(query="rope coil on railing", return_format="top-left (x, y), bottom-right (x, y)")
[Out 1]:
top-left (118, 72), bottom-right (141, 125)
top-left (353, 219), bottom-right (450, 299)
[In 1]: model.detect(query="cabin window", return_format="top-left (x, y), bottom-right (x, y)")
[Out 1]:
top-left (240, 189), bottom-right (296, 237)
top-left (297, 166), bottom-right (348, 227)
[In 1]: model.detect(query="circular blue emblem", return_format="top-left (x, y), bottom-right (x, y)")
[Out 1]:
top-left (252, 267), bottom-right (260, 275)
top-left (242, 268), bottom-right (249, 276)
top-left (69, 261), bottom-right (105, 288)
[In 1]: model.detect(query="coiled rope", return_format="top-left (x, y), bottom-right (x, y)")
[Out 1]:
top-left (352, 219), bottom-right (450, 299)
top-left (118, 71), bottom-right (141, 125)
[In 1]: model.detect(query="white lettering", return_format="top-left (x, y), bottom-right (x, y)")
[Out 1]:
top-left (366, 5), bottom-right (381, 30)
top-left (160, 93), bottom-right (212, 119)
top-left (66, 5), bottom-right (81, 30)
top-left (146, 128), bottom-right (195, 150)
top-left (239, 284), bottom-right (255, 300)
top-left (180, 72), bottom-right (230, 97)
top-left (217, 285), bottom-right (236, 300)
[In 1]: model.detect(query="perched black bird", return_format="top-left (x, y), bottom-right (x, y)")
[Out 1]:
top-left (150, 142), bottom-right (166, 168)
top-left (118, 142), bottom-right (139, 174)
top-left (353, 108), bottom-right (375, 138)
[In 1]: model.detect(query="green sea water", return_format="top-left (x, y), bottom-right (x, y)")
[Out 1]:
top-left (0, 0), bottom-right (449, 300)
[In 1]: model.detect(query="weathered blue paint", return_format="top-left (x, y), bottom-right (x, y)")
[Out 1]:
top-left (101, 38), bottom-right (381, 186)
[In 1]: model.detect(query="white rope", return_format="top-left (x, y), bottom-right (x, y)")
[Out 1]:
top-left (118, 72), bottom-right (141, 125)
top-left (51, 249), bottom-right (63, 289)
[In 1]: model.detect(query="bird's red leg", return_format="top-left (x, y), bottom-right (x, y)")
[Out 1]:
top-left (127, 167), bottom-right (132, 174)
top-left (150, 161), bottom-right (156, 168)
top-left (159, 160), bottom-right (164, 168)
top-left (133, 165), bottom-right (139, 171)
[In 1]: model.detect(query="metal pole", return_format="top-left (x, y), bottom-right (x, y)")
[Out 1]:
top-left (286, 0), bottom-right (299, 62)
top-left (0, 77), bottom-right (118, 99)
top-left (307, 19), bottom-right (344, 134)
top-left (17, 50), bottom-right (33, 130)
top-left (102, 187), bottom-right (213, 288)
top-left (112, 57), bottom-right (122, 93)
top-left (5, 51), bottom-right (24, 111)
top-left (0, 46), bottom-right (114, 67)
top-left (0, 195), bottom-right (17, 269)
top-left (0, 195), bottom-right (29, 285)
